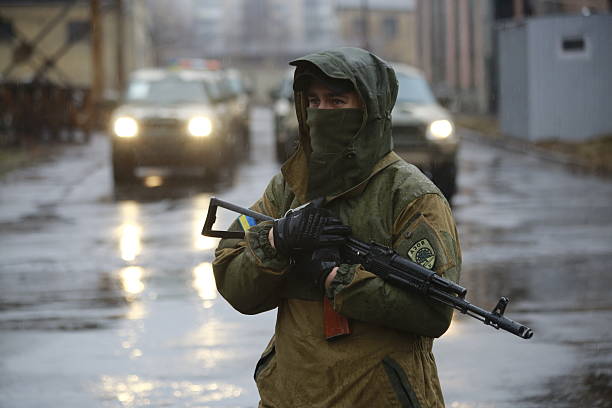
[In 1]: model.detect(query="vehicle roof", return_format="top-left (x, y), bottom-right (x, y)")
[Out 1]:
top-left (390, 63), bottom-right (425, 78)
top-left (129, 68), bottom-right (221, 82)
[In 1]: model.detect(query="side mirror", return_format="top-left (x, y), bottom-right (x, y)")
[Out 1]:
top-left (437, 96), bottom-right (451, 109)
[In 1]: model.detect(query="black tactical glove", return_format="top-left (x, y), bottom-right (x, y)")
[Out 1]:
top-left (307, 247), bottom-right (342, 290)
top-left (272, 204), bottom-right (351, 257)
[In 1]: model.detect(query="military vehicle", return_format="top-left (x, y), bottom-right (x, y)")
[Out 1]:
top-left (110, 68), bottom-right (239, 183)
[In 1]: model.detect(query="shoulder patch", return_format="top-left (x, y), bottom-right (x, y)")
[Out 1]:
top-left (408, 239), bottom-right (436, 269)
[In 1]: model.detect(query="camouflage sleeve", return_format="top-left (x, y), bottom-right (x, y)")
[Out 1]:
top-left (212, 174), bottom-right (291, 315)
top-left (327, 193), bottom-right (462, 337)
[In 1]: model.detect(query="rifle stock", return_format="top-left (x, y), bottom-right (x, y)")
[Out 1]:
top-left (202, 197), bottom-right (533, 340)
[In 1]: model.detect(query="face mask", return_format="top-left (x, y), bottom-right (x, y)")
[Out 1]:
top-left (306, 108), bottom-right (363, 199)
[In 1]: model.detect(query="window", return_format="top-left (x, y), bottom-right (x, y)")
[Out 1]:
top-left (382, 17), bottom-right (398, 39)
top-left (0, 19), bottom-right (14, 42)
top-left (395, 73), bottom-right (436, 104)
top-left (352, 17), bottom-right (365, 36)
top-left (67, 21), bottom-right (90, 43)
top-left (562, 37), bottom-right (585, 52)
top-left (126, 77), bottom-right (211, 104)
top-left (559, 35), bottom-right (589, 58)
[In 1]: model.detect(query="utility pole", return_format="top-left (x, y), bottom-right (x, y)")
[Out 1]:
top-left (361, 0), bottom-right (370, 50)
top-left (90, 0), bottom-right (104, 129)
top-left (115, 0), bottom-right (125, 94)
top-left (513, 0), bottom-right (524, 20)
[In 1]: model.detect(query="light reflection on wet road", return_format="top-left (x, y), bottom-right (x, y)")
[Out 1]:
top-left (1, 109), bottom-right (611, 407)
top-left (437, 133), bottom-right (612, 407)
top-left (0, 108), bottom-right (278, 407)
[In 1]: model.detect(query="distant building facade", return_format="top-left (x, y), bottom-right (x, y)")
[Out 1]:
top-left (0, 0), bottom-right (153, 95)
top-left (181, 0), bottom-right (340, 102)
top-left (416, 0), bottom-right (494, 113)
top-left (335, 0), bottom-right (417, 66)
top-left (415, 0), bottom-right (611, 114)
top-left (498, 14), bottom-right (612, 141)
top-left (188, 0), bottom-right (338, 60)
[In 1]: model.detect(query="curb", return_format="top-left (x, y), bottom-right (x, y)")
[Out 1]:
top-left (458, 127), bottom-right (612, 179)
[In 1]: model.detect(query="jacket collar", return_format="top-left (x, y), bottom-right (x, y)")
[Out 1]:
top-left (282, 151), bottom-right (401, 205)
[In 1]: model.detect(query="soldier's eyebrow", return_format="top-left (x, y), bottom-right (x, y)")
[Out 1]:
top-left (307, 91), bottom-right (349, 98)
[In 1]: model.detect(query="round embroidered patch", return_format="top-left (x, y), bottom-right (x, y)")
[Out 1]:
top-left (408, 239), bottom-right (436, 269)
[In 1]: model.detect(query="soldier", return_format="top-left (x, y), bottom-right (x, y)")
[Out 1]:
top-left (213, 47), bottom-right (461, 407)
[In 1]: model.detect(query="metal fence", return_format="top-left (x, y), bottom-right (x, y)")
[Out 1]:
top-left (0, 81), bottom-right (92, 147)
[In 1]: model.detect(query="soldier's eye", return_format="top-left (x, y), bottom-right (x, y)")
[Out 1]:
top-left (308, 98), bottom-right (320, 106)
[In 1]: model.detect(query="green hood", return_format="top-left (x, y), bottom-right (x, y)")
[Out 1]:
top-left (281, 47), bottom-right (398, 202)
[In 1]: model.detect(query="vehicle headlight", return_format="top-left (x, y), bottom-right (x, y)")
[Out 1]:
top-left (113, 116), bottom-right (139, 138)
top-left (427, 119), bottom-right (454, 140)
top-left (275, 99), bottom-right (290, 116)
top-left (187, 116), bottom-right (213, 137)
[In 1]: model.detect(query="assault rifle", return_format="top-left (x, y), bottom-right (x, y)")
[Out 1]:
top-left (202, 197), bottom-right (534, 340)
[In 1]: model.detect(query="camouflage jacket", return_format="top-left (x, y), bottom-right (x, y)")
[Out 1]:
top-left (213, 48), bottom-right (461, 407)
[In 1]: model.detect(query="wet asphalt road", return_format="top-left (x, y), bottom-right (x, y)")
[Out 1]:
top-left (1, 108), bottom-right (611, 408)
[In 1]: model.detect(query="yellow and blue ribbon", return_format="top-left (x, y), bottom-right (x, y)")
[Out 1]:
top-left (238, 215), bottom-right (257, 231)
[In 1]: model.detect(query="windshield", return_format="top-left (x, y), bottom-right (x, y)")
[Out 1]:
top-left (396, 73), bottom-right (436, 104)
top-left (227, 77), bottom-right (243, 94)
top-left (125, 77), bottom-right (210, 104)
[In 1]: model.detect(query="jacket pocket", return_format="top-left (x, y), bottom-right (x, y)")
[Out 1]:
top-left (382, 356), bottom-right (422, 408)
top-left (254, 344), bottom-right (276, 381)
